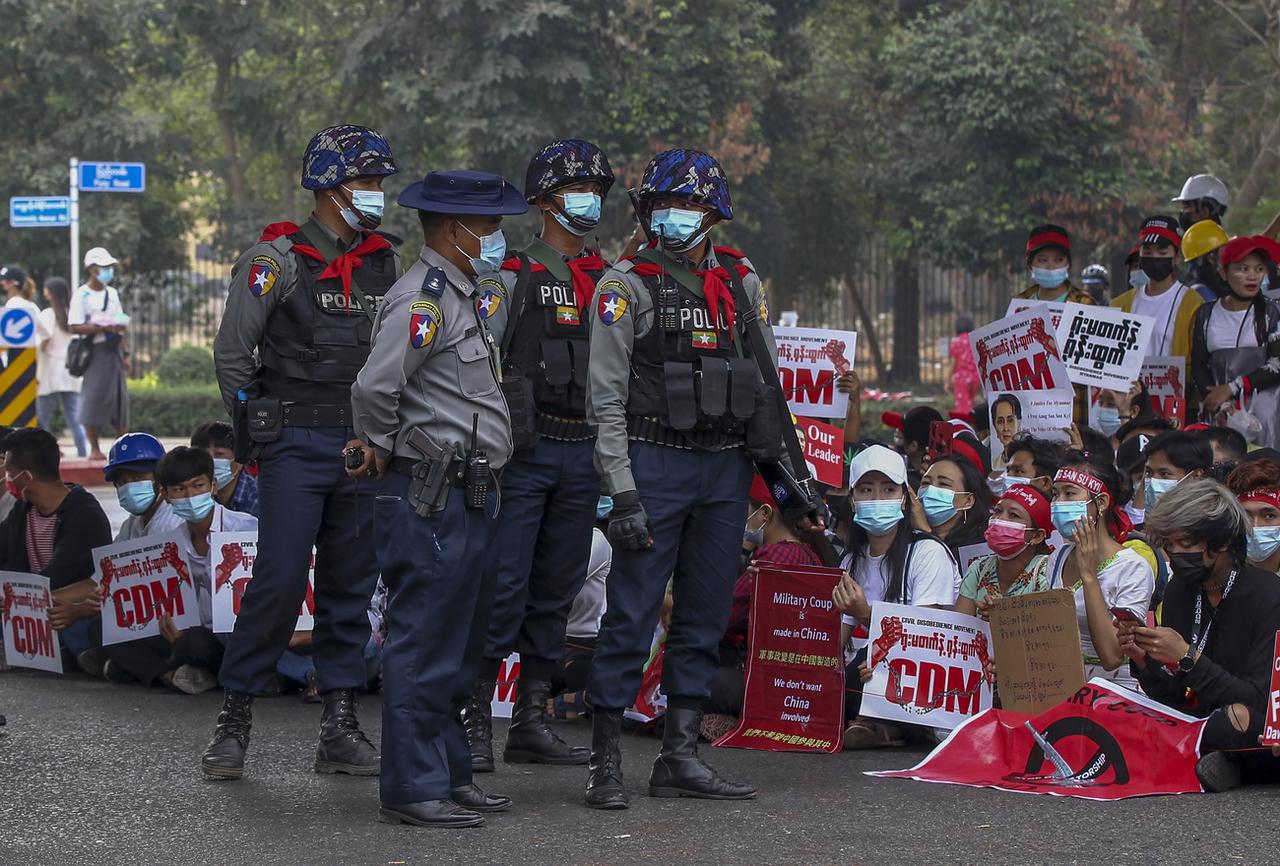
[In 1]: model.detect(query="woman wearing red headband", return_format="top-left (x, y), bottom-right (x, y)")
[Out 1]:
top-left (1226, 459), bottom-right (1280, 575)
top-left (954, 484), bottom-right (1052, 619)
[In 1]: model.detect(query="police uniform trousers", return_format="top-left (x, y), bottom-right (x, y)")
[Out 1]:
top-left (219, 427), bottom-right (382, 694)
top-left (376, 476), bottom-right (499, 805)
top-left (586, 442), bottom-right (752, 710)
top-left (483, 437), bottom-right (598, 667)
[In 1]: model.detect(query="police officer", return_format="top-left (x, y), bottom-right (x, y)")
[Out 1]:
top-left (350, 169), bottom-right (524, 828)
top-left (203, 126), bottom-right (400, 780)
top-left (582, 149), bottom-right (821, 809)
top-left (461, 140), bottom-right (613, 772)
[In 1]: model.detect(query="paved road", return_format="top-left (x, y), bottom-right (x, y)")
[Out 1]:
top-left (0, 670), bottom-right (1272, 866)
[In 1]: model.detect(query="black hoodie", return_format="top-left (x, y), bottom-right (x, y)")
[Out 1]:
top-left (0, 484), bottom-right (111, 589)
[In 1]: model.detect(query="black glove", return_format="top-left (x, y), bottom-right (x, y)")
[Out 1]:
top-left (607, 490), bottom-right (653, 551)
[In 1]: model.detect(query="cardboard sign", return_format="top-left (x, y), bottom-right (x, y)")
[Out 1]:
top-left (774, 326), bottom-right (857, 419)
top-left (861, 601), bottom-right (994, 731)
top-left (716, 562), bottom-right (846, 752)
top-left (1055, 303), bottom-right (1154, 391)
top-left (1005, 299), bottom-right (1066, 331)
top-left (490, 652), bottom-right (521, 720)
top-left (1261, 631), bottom-right (1280, 747)
top-left (0, 572), bottom-right (61, 673)
top-left (987, 388), bottom-right (1073, 468)
top-left (970, 307), bottom-right (1072, 394)
top-left (795, 416), bottom-right (845, 488)
top-left (988, 589), bottom-right (1086, 714)
top-left (870, 678), bottom-right (1207, 800)
top-left (94, 531), bottom-right (200, 647)
top-left (210, 532), bottom-right (316, 634)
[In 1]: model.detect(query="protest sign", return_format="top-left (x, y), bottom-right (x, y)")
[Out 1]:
top-left (716, 562), bottom-right (846, 752)
top-left (1086, 355), bottom-right (1187, 429)
top-left (970, 306), bottom-right (1071, 394)
top-left (987, 388), bottom-right (1073, 469)
top-left (988, 589), bottom-right (1086, 714)
top-left (1, 572), bottom-right (61, 673)
top-left (210, 532), bottom-right (315, 634)
top-left (860, 601), bottom-right (994, 731)
top-left (625, 622), bottom-right (669, 724)
top-left (1005, 299), bottom-right (1066, 331)
top-left (94, 531), bottom-right (200, 646)
top-left (774, 326), bottom-right (857, 419)
top-left (1054, 303), bottom-right (1154, 391)
top-left (490, 652), bottom-right (521, 720)
top-left (1261, 632), bottom-right (1280, 747)
top-left (795, 416), bottom-right (845, 488)
top-left (869, 678), bottom-right (1207, 800)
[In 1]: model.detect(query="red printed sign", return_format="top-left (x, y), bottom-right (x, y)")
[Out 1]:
top-left (715, 562), bottom-right (846, 752)
top-left (1, 572), bottom-right (62, 673)
top-left (795, 416), bottom-right (845, 488)
top-left (1262, 632), bottom-right (1280, 747)
top-left (870, 678), bottom-right (1207, 799)
top-left (210, 532), bottom-right (315, 633)
top-left (774, 326), bottom-right (858, 420)
top-left (94, 531), bottom-right (200, 647)
top-left (970, 307), bottom-right (1071, 394)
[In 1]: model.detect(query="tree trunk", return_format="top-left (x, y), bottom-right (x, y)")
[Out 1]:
top-left (1234, 110), bottom-right (1280, 211)
top-left (890, 255), bottom-right (921, 385)
top-left (212, 54), bottom-right (247, 212)
top-left (843, 277), bottom-right (888, 382)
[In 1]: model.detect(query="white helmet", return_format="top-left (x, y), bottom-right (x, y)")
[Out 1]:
top-left (1172, 174), bottom-right (1229, 209)
top-left (83, 246), bottom-right (118, 268)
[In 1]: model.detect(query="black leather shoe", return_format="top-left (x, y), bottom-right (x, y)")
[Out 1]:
top-left (450, 783), bottom-right (512, 813)
top-left (378, 800), bottom-right (484, 828)
top-left (201, 690), bottom-right (253, 780)
top-left (584, 708), bottom-right (629, 810)
top-left (315, 689), bottom-right (380, 776)
top-left (504, 677), bottom-right (590, 765)
top-left (462, 678), bottom-right (495, 773)
top-left (648, 706), bottom-right (755, 800)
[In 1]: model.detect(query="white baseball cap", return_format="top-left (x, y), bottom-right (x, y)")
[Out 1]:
top-left (849, 444), bottom-right (908, 487)
top-left (84, 247), bottom-right (118, 268)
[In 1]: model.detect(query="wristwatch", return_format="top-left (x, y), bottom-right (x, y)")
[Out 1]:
top-left (1177, 647), bottom-right (1197, 673)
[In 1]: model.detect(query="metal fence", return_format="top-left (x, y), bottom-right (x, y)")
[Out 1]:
top-left (118, 258), bottom-right (231, 377)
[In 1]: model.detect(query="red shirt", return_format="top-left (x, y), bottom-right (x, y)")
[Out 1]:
top-left (726, 540), bottom-right (820, 648)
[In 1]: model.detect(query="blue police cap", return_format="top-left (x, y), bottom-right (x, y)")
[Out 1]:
top-left (301, 125), bottom-right (397, 191)
top-left (397, 170), bottom-right (529, 216)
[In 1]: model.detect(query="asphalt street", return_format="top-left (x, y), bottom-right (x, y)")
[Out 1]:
top-left (1, 670), bottom-right (1276, 866)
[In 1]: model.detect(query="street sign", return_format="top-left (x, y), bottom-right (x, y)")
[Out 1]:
top-left (8, 196), bottom-right (71, 228)
top-left (77, 161), bottom-right (146, 193)
top-left (0, 308), bottom-right (36, 348)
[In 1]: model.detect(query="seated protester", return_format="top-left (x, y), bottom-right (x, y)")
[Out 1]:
top-left (1000, 434), bottom-right (1063, 497)
top-left (1127, 479), bottom-right (1280, 791)
top-left (1095, 379), bottom-right (1151, 441)
top-left (1226, 459), bottom-right (1280, 575)
top-left (191, 421), bottom-right (258, 517)
top-left (1045, 452), bottom-right (1155, 689)
top-left (909, 449), bottom-right (990, 557)
top-left (554, 507), bottom-right (613, 720)
top-left (1114, 414), bottom-right (1174, 446)
top-left (101, 447), bottom-right (256, 694)
top-left (955, 484), bottom-right (1054, 618)
top-left (105, 433), bottom-right (183, 541)
top-left (832, 445), bottom-right (960, 748)
top-left (1142, 430), bottom-right (1214, 513)
top-left (0, 428), bottom-right (111, 674)
top-left (1200, 426), bottom-right (1248, 480)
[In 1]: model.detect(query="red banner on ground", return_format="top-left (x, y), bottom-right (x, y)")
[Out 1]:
top-left (869, 678), bottom-right (1207, 799)
top-left (716, 563), bottom-right (846, 753)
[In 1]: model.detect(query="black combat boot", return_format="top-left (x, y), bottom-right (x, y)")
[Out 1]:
top-left (504, 678), bottom-right (590, 765)
top-left (462, 679), bottom-right (495, 773)
top-left (584, 708), bottom-right (628, 810)
top-left (201, 690), bottom-right (253, 780)
top-left (314, 689), bottom-right (380, 775)
top-left (648, 705), bottom-right (755, 800)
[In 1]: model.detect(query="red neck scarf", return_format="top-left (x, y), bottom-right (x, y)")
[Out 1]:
top-left (260, 221), bottom-right (392, 313)
top-left (624, 244), bottom-right (750, 335)
top-left (501, 253), bottom-right (606, 312)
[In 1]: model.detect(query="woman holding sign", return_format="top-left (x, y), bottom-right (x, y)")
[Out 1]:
top-left (954, 484), bottom-right (1054, 619)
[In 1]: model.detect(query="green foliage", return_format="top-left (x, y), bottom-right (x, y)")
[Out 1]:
top-left (126, 381), bottom-right (225, 437)
top-left (155, 345), bottom-right (216, 386)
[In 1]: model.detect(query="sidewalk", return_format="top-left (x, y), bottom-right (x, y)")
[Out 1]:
top-left (56, 435), bottom-right (190, 491)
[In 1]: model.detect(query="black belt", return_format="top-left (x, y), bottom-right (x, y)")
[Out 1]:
top-left (535, 412), bottom-right (594, 442)
top-left (387, 455), bottom-right (467, 486)
top-left (626, 416), bottom-right (744, 452)
top-left (281, 403), bottom-right (351, 428)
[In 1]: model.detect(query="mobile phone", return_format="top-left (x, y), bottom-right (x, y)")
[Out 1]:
top-left (1110, 607), bottom-right (1144, 625)
top-left (927, 420), bottom-right (952, 462)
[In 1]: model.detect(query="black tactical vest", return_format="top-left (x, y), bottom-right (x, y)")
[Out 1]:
top-left (503, 253), bottom-right (605, 418)
top-left (625, 255), bottom-right (758, 434)
top-left (258, 229), bottom-right (398, 405)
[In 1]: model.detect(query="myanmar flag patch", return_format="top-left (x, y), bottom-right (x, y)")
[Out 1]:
top-left (691, 330), bottom-right (718, 350)
top-left (556, 305), bottom-right (580, 327)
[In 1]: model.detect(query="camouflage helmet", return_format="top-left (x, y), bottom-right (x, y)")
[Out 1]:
top-left (637, 148), bottom-right (732, 221)
top-left (523, 139), bottom-right (615, 202)
top-left (301, 125), bottom-right (397, 191)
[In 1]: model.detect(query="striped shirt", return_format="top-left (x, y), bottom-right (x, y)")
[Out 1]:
top-left (25, 508), bottom-right (60, 573)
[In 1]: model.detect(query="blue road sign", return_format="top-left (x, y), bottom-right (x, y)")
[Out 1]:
top-left (9, 196), bottom-right (71, 228)
top-left (78, 162), bottom-right (146, 193)
top-left (0, 308), bottom-right (36, 348)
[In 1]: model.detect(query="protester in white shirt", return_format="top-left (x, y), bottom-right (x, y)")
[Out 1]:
top-left (103, 433), bottom-right (184, 543)
top-left (35, 277), bottom-right (87, 457)
top-left (68, 247), bottom-right (129, 460)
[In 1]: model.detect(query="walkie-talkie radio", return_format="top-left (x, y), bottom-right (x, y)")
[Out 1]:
top-left (464, 413), bottom-right (490, 509)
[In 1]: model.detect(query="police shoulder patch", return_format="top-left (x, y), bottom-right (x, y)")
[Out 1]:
top-left (598, 278), bottom-right (631, 302)
top-left (421, 266), bottom-right (447, 297)
top-left (597, 281), bottom-right (630, 326)
top-left (409, 300), bottom-right (443, 349)
top-left (247, 254), bottom-right (281, 298)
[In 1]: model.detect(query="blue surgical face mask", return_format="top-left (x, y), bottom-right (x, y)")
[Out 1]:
top-left (650, 207), bottom-right (708, 249)
top-left (920, 485), bottom-right (962, 527)
top-left (743, 525), bottom-right (764, 547)
top-left (554, 192), bottom-right (602, 236)
top-left (457, 222), bottom-right (507, 276)
top-left (212, 457), bottom-right (235, 490)
top-left (1050, 499), bottom-right (1092, 540)
top-left (1003, 475), bottom-right (1034, 490)
top-left (334, 185), bottom-right (385, 230)
top-left (1096, 406), bottom-right (1122, 436)
top-left (116, 480), bottom-right (157, 516)
top-left (171, 491), bottom-right (216, 523)
top-left (1128, 269), bottom-right (1149, 290)
top-left (1248, 525), bottom-right (1280, 562)
top-left (1144, 476), bottom-right (1181, 512)
top-left (97, 266), bottom-right (115, 284)
top-left (854, 498), bottom-right (905, 536)
top-left (596, 495), bottom-right (614, 520)
top-left (1031, 267), bottom-right (1069, 289)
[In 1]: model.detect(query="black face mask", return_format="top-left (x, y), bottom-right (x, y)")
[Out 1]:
top-left (1140, 255), bottom-right (1175, 282)
top-left (1178, 211), bottom-right (1196, 231)
top-left (1169, 550), bottom-right (1213, 585)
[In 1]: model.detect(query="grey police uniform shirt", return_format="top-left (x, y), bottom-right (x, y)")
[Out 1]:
top-left (475, 236), bottom-right (586, 348)
top-left (212, 216), bottom-right (402, 412)
top-left (351, 245), bottom-right (513, 470)
top-left (585, 246), bottom-right (775, 496)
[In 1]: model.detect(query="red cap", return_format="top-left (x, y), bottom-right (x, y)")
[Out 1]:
top-left (1184, 422), bottom-right (1211, 432)
top-left (1026, 224), bottom-right (1071, 257)
top-left (1137, 215), bottom-right (1181, 249)
top-left (999, 484), bottom-right (1053, 535)
top-left (881, 411), bottom-right (904, 430)
top-left (1220, 235), bottom-right (1276, 269)
top-left (749, 474), bottom-right (776, 506)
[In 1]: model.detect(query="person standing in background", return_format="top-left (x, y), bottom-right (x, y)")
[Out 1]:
top-left (945, 315), bottom-right (979, 416)
top-left (69, 247), bottom-right (129, 460)
top-left (0, 265), bottom-right (42, 368)
top-left (36, 277), bottom-right (87, 458)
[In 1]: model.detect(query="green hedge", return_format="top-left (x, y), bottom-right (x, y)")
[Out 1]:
top-left (156, 345), bottom-right (216, 386)
top-left (127, 383), bottom-right (227, 437)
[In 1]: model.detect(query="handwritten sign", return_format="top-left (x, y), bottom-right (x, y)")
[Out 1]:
top-left (1262, 632), bottom-right (1280, 747)
top-left (861, 601), bottom-right (994, 731)
top-left (94, 531), bottom-right (200, 647)
top-left (989, 589), bottom-right (1085, 714)
top-left (210, 532), bottom-right (315, 633)
top-left (1054, 303), bottom-right (1154, 391)
top-left (774, 326), bottom-right (857, 419)
top-left (0, 572), bottom-right (61, 673)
